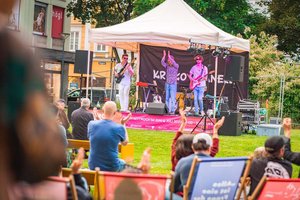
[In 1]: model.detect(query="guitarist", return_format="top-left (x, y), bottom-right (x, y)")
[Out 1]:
top-left (188, 55), bottom-right (208, 116)
top-left (114, 53), bottom-right (134, 112)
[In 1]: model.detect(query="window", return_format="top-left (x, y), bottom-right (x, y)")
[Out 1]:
top-left (33, 1), bottom-right (47, 35)
top-left (95, 44), bottom-right (107, 52)
top-left (69, 31), bottom-right (80, 51)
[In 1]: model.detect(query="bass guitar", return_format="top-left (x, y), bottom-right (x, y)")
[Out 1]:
top-left (115, 62), bottom-right (129, 84)
top-left (188, 70), bottom-right (215, 90)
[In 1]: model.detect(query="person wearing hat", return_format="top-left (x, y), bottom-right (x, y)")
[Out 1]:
top-left (188, 55), bottom-right (208, 116)
top-left (161, 50), bottom-right (179, 114)
top-left (248, 136), bottom-right (292, 195)
top-left (173, 132), bottom-right (213, 196)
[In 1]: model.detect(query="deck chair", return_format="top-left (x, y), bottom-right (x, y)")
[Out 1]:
top-left (11, 176), bottom-right (77, 200)
top-left (183, 156), bottom-right (253, 200)
top-left (94, 170), bottom-right (173, 200)
top-left (248, 176), bottom-right (300, 200)
top-left (62, 167), bottom-right (96, 186)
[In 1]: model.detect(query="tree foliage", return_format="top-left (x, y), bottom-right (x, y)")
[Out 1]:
top-left (259, 0), bottom-right (300, 55)
top-left (248, 30), bottom-right (300, 122)
top-left (184, 0), bottom-right (266, 36)
top-left (66, 0), bottom-right (134, 27)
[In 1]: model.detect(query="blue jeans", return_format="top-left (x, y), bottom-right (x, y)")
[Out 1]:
top-left (165, 83), bottom-right (177, 113)
top-left (193, 86), bottom-right (205, 114)
top-left (116, 159), bottom-right (126, 172)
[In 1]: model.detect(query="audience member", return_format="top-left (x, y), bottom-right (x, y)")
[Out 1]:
top-left (88, 101), bottom-right (130, 172)
top-left (283, 117), bottom-right (300, 177)
top-left (173, 133), bottom-right (213, 196)
top-left (55, 99), bottom-right (71, 138)
top-left (67, 147), bottom-right (92, 200)
top-left (253, 146), bottom-right (267, 159)
top-left (0, 1), bottom-right (65, 198)
top-left (50, 104), bottom-right (68, 148)
top-left (248, 136), bottom-right (292, 195)
top-left (171, 110), bottom-right (224, 171)
top-left (71, 98), bottom-right (94, 140)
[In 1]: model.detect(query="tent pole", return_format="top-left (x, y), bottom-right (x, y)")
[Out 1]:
top-left (213, 56), bottom-right (218, 119)
top-left (86, 28), bottom-right (91, 98)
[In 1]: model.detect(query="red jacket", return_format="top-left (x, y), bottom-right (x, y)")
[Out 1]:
top-left (171, 131), bottom-right (219, 171)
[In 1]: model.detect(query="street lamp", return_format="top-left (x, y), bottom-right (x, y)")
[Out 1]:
top-left (60, 32), bottom-right (70, 100)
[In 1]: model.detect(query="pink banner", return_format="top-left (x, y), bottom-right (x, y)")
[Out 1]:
top-left (122, 112), bottom-right (215, 132)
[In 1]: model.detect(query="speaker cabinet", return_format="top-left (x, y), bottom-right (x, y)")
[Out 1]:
top-left (68, 101), bottom-right (81, 120)
top-left (224, 55), bottom-right (245, 82)
top-left (146, 103), bottom-right (168, 115)
top-left (74, 50), bottom-right (93, 74)
top-left (219, 111), bottom-right (242, 136)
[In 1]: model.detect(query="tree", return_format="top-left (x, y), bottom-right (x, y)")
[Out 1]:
top-left (247, 30), bottom-right (300, 122)
top-left (67, 0), bottom-right (134, 27)
top-left (259, 0), bottom-right (300, 55)
top-left (185, 0), bottom-right (266, 36)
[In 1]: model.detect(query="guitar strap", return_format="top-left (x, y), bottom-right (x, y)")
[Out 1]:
top-left (193, 65), bottom-right (204, 81)
top-left (120, 62), bottom-right (128, 74)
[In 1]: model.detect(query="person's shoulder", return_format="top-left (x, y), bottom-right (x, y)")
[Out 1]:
top-left (180, 154), bottom-right (195, 163)
top-left (88, 120), bottom-right (97, 126)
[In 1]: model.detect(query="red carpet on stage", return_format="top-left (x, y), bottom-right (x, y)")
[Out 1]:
top-left (122, 112), bottom-right (215, 132)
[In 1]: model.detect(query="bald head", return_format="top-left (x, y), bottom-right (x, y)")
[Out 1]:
top-left (103, 101), bottom-right (117, 118)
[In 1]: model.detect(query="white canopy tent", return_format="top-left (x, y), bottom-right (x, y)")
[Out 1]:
top-left (87, 0), bottom-right (250, 117)
top-left (89, 0), bottom-right (250, 52)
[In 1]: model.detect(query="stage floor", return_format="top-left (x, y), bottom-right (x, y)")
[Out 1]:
top-left (121, 112), bottom-right (215, 133)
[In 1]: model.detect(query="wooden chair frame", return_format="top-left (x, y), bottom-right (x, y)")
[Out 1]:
top-left (67, 139), bottom-right (134, 162)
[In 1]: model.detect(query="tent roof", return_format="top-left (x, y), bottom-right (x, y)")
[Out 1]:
top-left (89, 0), bottom-right (250, 52)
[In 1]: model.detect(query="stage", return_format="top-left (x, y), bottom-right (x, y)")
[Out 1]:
top-left (121, 112), bottom-right (215, 133)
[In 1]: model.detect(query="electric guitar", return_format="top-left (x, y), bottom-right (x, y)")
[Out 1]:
top-left (115, 62), bottom-right (129, 84)
top-left (188, 70), bottom-right (215, 90)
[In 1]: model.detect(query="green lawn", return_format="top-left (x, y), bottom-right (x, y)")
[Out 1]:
top-left (127, 129), bottom-right (300, 178)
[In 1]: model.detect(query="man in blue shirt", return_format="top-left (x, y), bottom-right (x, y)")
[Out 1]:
top-left (88, 101), bottom-right (130, 172)
top-left (173, 133), bottom-right (212, 196)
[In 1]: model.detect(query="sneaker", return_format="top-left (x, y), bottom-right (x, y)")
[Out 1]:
top-left (201, 111), bottom-right (205, 116)
top-left (194, 113), bottom-right (200, 116)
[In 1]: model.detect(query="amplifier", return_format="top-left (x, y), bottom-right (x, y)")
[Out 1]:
top-left (219, 111), bottom-right (242, 136)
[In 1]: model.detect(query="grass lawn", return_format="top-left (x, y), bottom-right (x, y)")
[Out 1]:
top-left (127, 128), bottom-right (300, 178)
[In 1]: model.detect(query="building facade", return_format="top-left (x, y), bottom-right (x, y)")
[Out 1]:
top-left (9, 0), bottom-right (73, 102)
top-left (68, 18), bottom-right (116, 92)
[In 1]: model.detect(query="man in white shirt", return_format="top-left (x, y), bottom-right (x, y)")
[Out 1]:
top-left (114, 53), bottom-right (134, 112)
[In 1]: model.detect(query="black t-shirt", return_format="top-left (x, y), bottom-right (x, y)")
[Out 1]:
top-left (71, 107), bottom-right (93, 140)
top-left (249, 157), bottom-right (292, 195)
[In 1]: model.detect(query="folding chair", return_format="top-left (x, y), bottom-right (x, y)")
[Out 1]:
top-left (183, 156), bottom-right (253, 200)
top-left (248, 177), bottom-right (300, 200)
top-left (95, 170), bottom-right (173, 200)
top-left (11, 176), bottom-right (76, 200)
top-left (62, 167), bottom-right (96, 186)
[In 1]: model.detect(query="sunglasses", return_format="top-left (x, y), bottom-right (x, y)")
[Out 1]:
top-left (196, 58), bottom-right (201, 61)
top-left (123, 57), bottom-right (128, 60)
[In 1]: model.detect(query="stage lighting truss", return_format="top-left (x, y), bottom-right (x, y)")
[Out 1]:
top-left (187, 43), bottom-right (206, 55)
top-left (222, 48), bottom-right (230, 59)
top-left (188, 39), bottom-right (232, 59)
